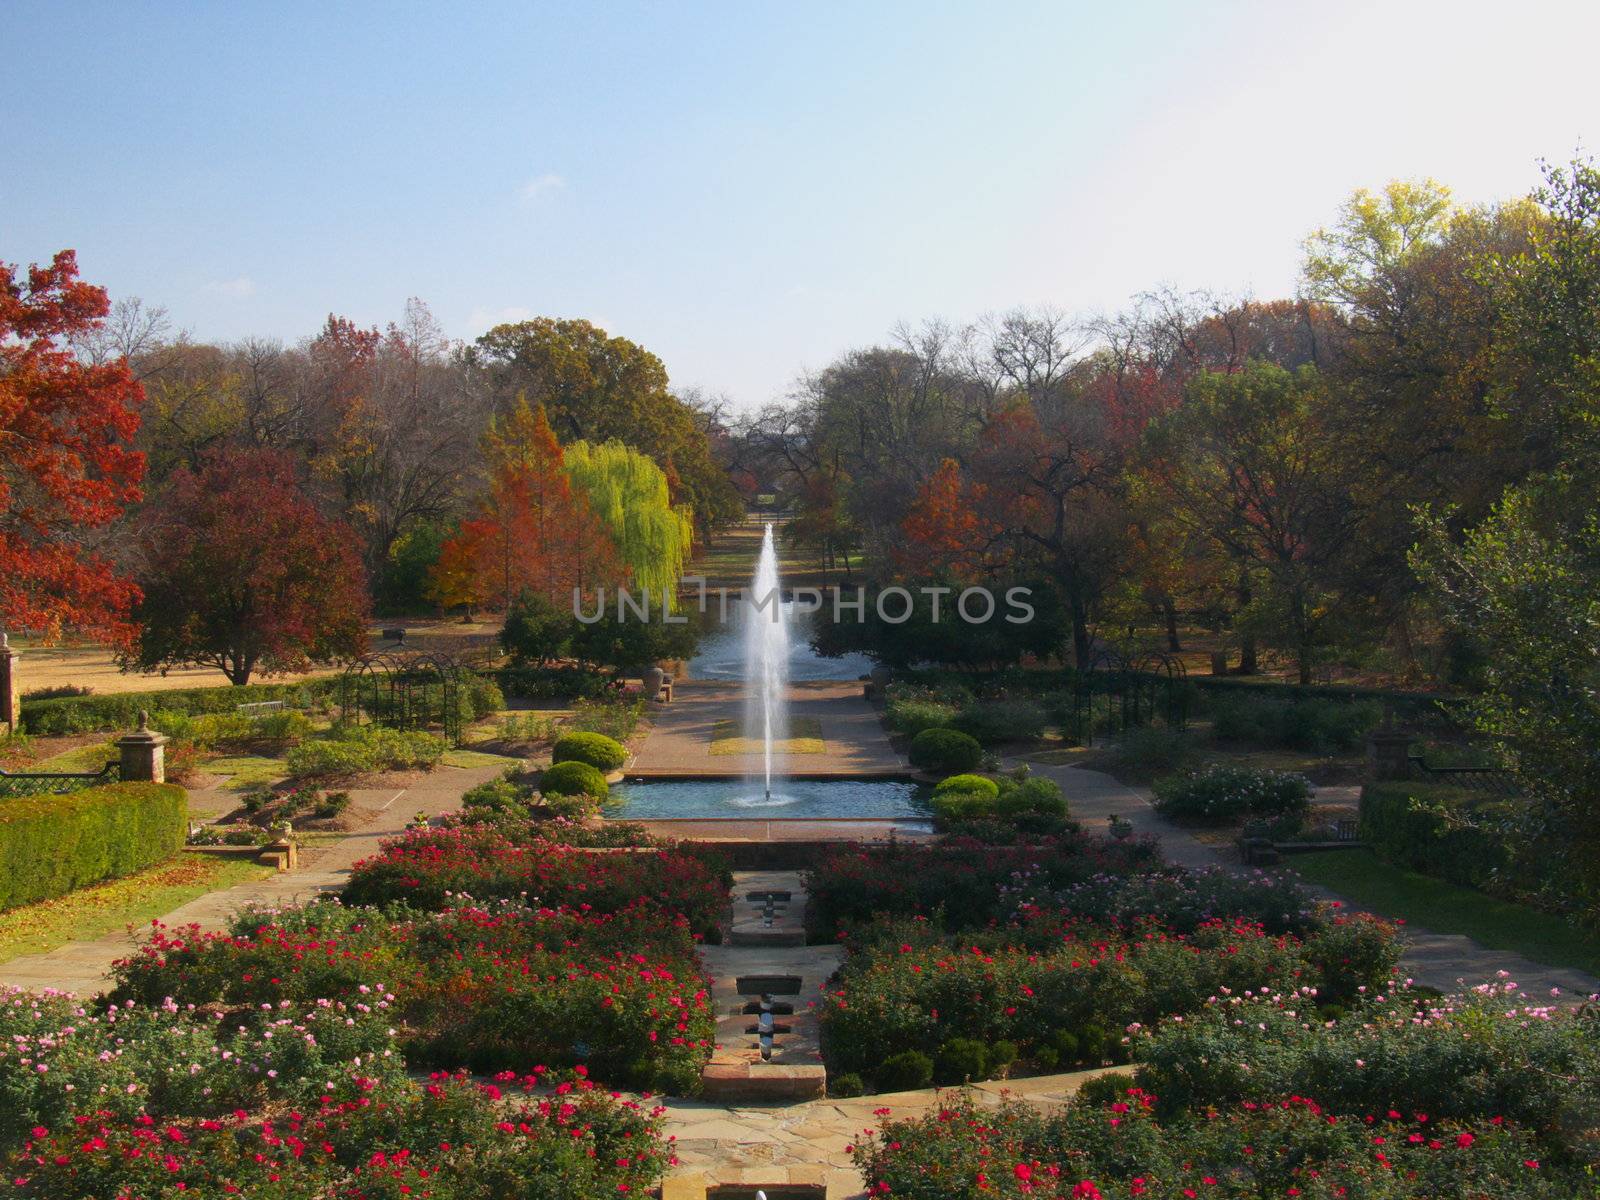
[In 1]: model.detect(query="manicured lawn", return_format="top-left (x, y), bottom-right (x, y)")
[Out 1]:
top-left (33, 739), bottom-right (119, 772)
top-left (205, 752), bottom-right (288, 788)
top-left (1291, 849), bottom-right (1600, 979)
top-left (441, 747), bottom-right (524, 768)
top-left (710, 716), bottom-right (824, 754)
top-left (0, 854), bottom-right (271, 963)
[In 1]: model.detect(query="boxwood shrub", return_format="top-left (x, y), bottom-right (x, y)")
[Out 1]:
top-left (0, 782), bottom-right (186, 910)
top-left (931, 773), bottom-right (999, 800)
top-left (539, 760), bottom-right (609, 800)
top-left (551, 731), bottom-right (628, 771)
top-left (908, 728), bottom-right (981, 774)
top-left (930, 790), bottom-right (994, 823)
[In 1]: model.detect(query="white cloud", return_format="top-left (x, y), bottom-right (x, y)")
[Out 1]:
top-left (204, 276), bottom-right (255, 298)
top-left (518, 173), bottom-right (566, 202)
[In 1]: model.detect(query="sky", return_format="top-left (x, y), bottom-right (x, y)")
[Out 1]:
top-left (4, 0), bottom-right (1599, 408)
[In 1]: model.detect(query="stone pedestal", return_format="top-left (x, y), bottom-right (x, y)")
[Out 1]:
top-left (0, 632), bottom-right (19, 736)
top-left (118, 711), bottom-right (170, 783)
top-left (1365, 728), bottom-right (1413, 783)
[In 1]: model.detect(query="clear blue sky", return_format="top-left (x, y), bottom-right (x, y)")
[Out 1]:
top-left (4, 1), bottom-right (1597, 406)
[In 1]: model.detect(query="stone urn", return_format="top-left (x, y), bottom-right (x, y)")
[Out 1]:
top-left (869, 665), bottom-right (893, 691)
top-left (642, 665), bottom-right (665, 699)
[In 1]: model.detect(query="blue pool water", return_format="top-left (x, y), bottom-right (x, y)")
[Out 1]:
top-left (608, 778), bottom-right (932, 820)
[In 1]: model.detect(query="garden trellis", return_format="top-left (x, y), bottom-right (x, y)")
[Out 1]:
top-left (338, 651), bottom-right (466, 745)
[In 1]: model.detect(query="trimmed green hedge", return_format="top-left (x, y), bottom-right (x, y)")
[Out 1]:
top-left (21, 681), bottom-right (340, 736)
top-left (0, 783), bottom-right (187, 911)
top-left (552, 732), bottom-right (628, 771)
top-left (540, 760), bottom-right (610, 800)
top-left (1359, 781), bottom-right (1513, 888)
top-left (931, 774), bottom-right (999, 800)
top-left (894, 666), bottom-right (1446, 723)
top-left (908, 728), bottom-right (982, 774)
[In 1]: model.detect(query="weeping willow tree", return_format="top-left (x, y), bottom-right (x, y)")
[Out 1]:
top-left (563, 439), bottom-right (695, 605)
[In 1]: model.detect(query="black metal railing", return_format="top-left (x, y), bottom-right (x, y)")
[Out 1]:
top-left (1407, 753), bottom-right (1520, 797)
top-left (0, 760), bottom-right (121, 799)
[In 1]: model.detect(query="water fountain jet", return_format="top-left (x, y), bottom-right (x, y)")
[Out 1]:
top-left (744, 523), bottom-right (790, 802)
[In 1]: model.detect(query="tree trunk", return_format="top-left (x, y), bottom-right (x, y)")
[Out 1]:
top-left (1163, 600), bottom-right (1181, 652)
top-left (1070, 594), bottom-right (1092, 670)
top-left (1238, 637), bottom-right (1258, 675)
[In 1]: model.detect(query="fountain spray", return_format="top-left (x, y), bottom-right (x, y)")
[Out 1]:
top-left (744, 522), bottom-right (790, 802)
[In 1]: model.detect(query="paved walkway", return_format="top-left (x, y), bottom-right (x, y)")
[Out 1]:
top-left (632, 681), bottom-right (907, 777)
top-left (660, 1066), bottom-right (1120, 1199)
top-left (0, 763), bottom-right (505, 996)
top-left (1017, 755), bottom-right (1600, 999)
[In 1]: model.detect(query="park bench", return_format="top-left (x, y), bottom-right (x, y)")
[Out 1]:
top-left (236, 700), bottom-right (285, 719)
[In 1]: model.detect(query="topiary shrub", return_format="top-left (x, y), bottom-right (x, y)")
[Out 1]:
top-left (932, 773), bottom-right (999, 800)
top-left (909, 728), bottom-right (981, 774)
top-left (993, 776), bottom-right (1067, 819)
top-left (540, 760), bottom-right (610, 801)
top-left (0, 783), bottom-right (186, 911)
top-left (875, 1050), bottom-right (933, 1093)
top-left (934, 1038), bottom-right (990, 1085)
top-left (552, 731), bottom-right (628, 772)
top-left (930, 791), bottom-right (995, 824)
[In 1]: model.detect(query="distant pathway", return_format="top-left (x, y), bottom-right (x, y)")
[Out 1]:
top-left (0, 763), bottom-right (504, 997)
top-left (1017, 756), bottom-right (1600, 999)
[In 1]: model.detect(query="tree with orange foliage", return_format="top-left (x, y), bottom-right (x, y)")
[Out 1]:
top-left (896, 458), bottom-right (996, 580)
top-left (1, 250), bottom-right (146, 645)
top-left (430, 398), bottom-right (619, 612)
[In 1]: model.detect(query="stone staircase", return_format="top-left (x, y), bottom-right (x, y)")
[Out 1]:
top-left (699, 870), bottom-right (837, 1104)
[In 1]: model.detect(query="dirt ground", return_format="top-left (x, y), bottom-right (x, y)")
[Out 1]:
top-left (10, 617), bottom-right (502, 697)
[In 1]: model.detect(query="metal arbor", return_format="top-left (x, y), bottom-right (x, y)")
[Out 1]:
top-left (1059, 646), bottom-right (1191, 746)
top-left (338, 651), bottom-right (465, 744)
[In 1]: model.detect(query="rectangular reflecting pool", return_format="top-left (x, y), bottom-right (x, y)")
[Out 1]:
top-left (607, 778), bottom-right (933, 820)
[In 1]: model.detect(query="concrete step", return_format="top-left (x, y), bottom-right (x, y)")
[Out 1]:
top-left (700, 1060), bottom-right (827, 1103)
top-left (729, 924), bottom-right (806, 947)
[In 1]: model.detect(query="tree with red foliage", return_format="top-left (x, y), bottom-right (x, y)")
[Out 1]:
top-left (430, 398), bottom-right (619, 613)
top-left (1, 250), bottom-right (145, 644)
top-left (896, 458), bottom-right (997, 580)
top-left (128, 447), bottom-right (368, 684)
